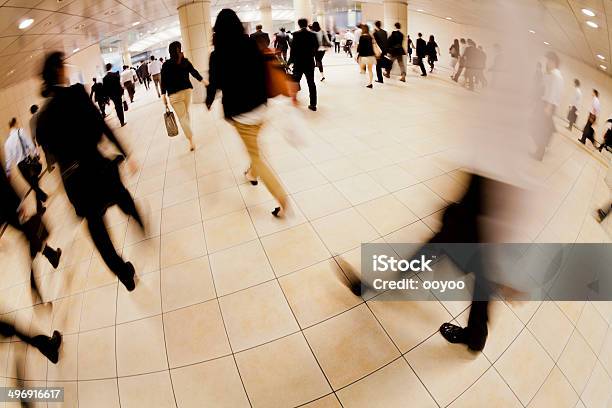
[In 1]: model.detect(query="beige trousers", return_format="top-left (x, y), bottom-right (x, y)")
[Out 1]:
top-left (169, 89), bottom-right (193, 142)
top-left (231, 120), bottom-right (287, 207)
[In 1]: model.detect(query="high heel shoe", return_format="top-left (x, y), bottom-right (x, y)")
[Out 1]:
top-left (244, 168), bottom-right (258, 186)
top-left (271, 206), bottom-right (285, 218)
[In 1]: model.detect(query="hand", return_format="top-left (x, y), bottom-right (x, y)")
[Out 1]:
top-left (126, 157), bottom-right (139, 175)
top-left (202, 79), bottom-right (209, 86)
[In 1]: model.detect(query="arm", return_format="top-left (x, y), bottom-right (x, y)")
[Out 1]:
top-left (205, 52), bottom-right (218, 109)
top-left (188, 60), bottom-right (204, 82)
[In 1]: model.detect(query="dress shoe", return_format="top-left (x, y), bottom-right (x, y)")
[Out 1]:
top-left (33, 330), bottom-right (62, 364)
top-left (308, 105), bottom-right (317, 112)
top-left (439, 322), bottom-right (487, 352)
top-left (118, 262), bottom-right (136, 291)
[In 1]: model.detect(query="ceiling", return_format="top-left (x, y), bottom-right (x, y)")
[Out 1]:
top-left (0, 0), bottom-right (610, 87)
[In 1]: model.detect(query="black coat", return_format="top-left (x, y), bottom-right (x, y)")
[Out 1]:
top-left (373, 29), bottom-right (388, 54)
top-left (274, 32), bottom-right (289, 50)
top-left (250, 31), bottom-right (271, 51)
top-left (0, 169), bottom-right (20, 224)
top-left (387, 30), bottom-right (406, 56)
top-left (103, 71), bottom-right (123, 98)
top-left (36, 84), bottom-right (128, 217)
top-left (416, 38), bottom-right (427, 58)
top-left (288, 28), bottom-right (319, 68)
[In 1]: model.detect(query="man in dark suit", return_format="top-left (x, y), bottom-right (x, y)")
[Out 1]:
top-left (274, 27), bottom-right (290, 61)
top-left (288, 18), bottom-right (319, 111)
top-left (373, 21), bottom-right (388, 83)
top-left (251, 24), bottom-right (271, 51)
top-left (90, 77), bottom-right (107, 117)
top-left (386, 22), bottom-right (407, 81)
top-left (103, 63), bottom-right (126, 126)
top-left (415, 32), bottom-right (427, 76)
top-left (137, 61), bottom-right (150, 90)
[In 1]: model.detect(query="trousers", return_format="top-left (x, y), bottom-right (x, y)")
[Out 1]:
top-left (110, 96), bottom-right (125, 125)
top-left (169, 89), bottom-right (194, 143)
top-left (292, 66), bottom-right (317, 107)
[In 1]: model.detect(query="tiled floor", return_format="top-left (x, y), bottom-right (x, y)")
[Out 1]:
top-left (1, 53), bottom-right (611, 407)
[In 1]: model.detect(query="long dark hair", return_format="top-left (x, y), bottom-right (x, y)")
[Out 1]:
top-left (311, 21), bottom-right (321, 32)
top-left (168, 41), bottom-right (183, 63)
top-left (41, 51), bottom-right (64, 97)
top-left (213, 8), bottom-right (246, 52)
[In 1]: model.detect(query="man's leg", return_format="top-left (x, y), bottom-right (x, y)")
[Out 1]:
top-left (304, 68), bottom-right (317, 108)
top-left (112, 96), bottom-right (125, 126)
top-left (398, 56), bottom-right (406, 81)
top-left (375, 58), bottom-right (384, 83)
top-left (17, 163), bottom-right (47, 214)
top-left (0, 321), bottom-right (62, 364)
top-left (98, 100), bottom-right (106, 116)
top-left (418, 58), bottom-right (427, 76)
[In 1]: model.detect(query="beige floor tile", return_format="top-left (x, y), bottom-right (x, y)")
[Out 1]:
top-left (397, 158), bottom-right (445, 182)
top-left (209, 239), bottom-right (275, 296)
top-left (161, 223), bottom-right (207, 268)
top-left (261, 223), bottom-right (331, 276)
top-left (219, 280), bottom-right (299, 352)
top-left (161, 198), bottom-right (202, 234)
top-left (135, 174), bottom-right (165, 198)
top-left (312, 208), bottom-right (379, 254)
top-left (336, 358), bottom-right (437, 408)
top-left (304, 304), bottom-right (400, 389)
top-left (77, 326), bottom-right (116, 380)
top-left (79, 284), bottom-right (117, 332)
top-left (278, 166), bottom-right (327, 194)
top-left (197, 169), bottom-right (237, 195)
top-left (164, 300), bottom-right (230, 368)
top-left (116, 271), bottom-right (161, 324)
top-left (448, 367), bottom-right (521, 408)
top-left (118, 371), bottom-right (176, 408)
top-left (300, 394), bottom-right (342, 408)
top-left (116, 316), bottom-right (168, 376)
top-left (161, 256), bottom-right (216, 312)
top-left (78, 379), bottom-right (120, 408)
top-left (51, 294), bottom-right (83, 335)
top-left (236, 333), bottom-right (331, 407)
top-left (576, 302), bottom-right (609, 354)
top-left (580, 362), bottom-right (612, 408)
top-left (171, 356), bottom-right (250, 408)
top-left (333, 173), bottom-right (388, 205)
top-left (247, 197), bottom-right (307, 236)
top-left (292, 184), bottom-right (352, 220)
top-left (166, 165), bottom-right (197, 184)
top-left (356, 195), bottom-right (418, 235)
top-left (528, 367), bottom-right (579, 408)
top-left (558, 331), bottom-right (598, 393)
top-left (203, 209), bottom-right (257, 253)
top-left (393, 184), bottom-right (448, 218)
top-left (125, 209), bottom-right (162, 246)
top-left (162, 179), bottom-right (199, 208)
top-left (556, 301), bottom-right (586, 325)
top-left (47, 333), bottom-right (77, 381)
top-left (238, 181), bottom-right (276, 207)
top-left (424, 174), bottom-right (465, 203)
top-left (495, 329), bottom-right (555, 405)
top-left (122, 237), bottom-right (161, 275)
top-left (368, 165), bottom-right (420, 192)
top-left (527, 301), bottom-right (574, 360)
top-left (200, 186), bottom-right (246, 220)
top-left (404, 332), bottom-right (490, 406)
top-left (315, 157), bottom-right (362, 182)
top-left (279, 259), bottom-right (361, 328)
top-left (599, 327), bottom-right (612, 377)
top-left (86, 256), bottom-right (119, 290)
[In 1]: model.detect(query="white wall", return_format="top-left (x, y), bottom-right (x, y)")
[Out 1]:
top-left (64, 44), bottom-right (105, 92)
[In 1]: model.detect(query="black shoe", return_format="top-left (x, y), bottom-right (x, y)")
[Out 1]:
top-left (383, 72), bottom-right (390, 78)
top-left (271, 207), bottom-right (285, 218)
top-left (47, 248), bottom-right (61, 269)
top-left (577, 138), bottom-right (585, 144)
top-left (244, 169), bottom-right (258, 186)
top-left (366, 84), bottom-right (373, 88)
top-left (375, 80), bottom-right (384, 83)
top-left (320, 77), bottom-right (325, 82)
top-left (439, 323), bottom-right (487, 352)
top-left (118, 262), bottom-right (136, 291)
top-left (308, 105), bottom-right (317, 112)
top-left (33, 330), bottom-right (62, 364)
top-left (121, 122), bottom-right (127, 127)
top-left (421, 74), bottom-right (427, 77)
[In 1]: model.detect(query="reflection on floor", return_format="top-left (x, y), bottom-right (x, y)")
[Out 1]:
top-left (1, 53), bottom-right (611, 407)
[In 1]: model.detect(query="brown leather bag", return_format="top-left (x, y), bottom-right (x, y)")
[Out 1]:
top-left (263, 49), bottom-right (295, 98)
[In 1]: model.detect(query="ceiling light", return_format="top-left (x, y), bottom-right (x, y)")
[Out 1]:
top-left (543, 41), bottom-right (550, 45)
top-left (417, 9), bottom-right (424, 12)
top-left (529, 30), bottom-right (536, 34)
top-left (73, 48), bottom-right (80, 53)
top-left (132, 21), bottom-right (140, 26)
top-left (586, 21), bottom-right (598, 28)
top-left (581, 8), bottom-right (595, 17)
top-left (445, 17), bottom-right (452, 20)
top-left (600, 65), bottom-right (607, 70)
top-left (597, 54), bottom-right (605, 60)
top-left (19, 19), bottom-right (34, 29)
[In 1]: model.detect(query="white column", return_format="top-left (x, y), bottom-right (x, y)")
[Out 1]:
top-left (260, 0), bottom-right (273, 34)
top-left (177, 0), bottom-right (212, 103)
top-left (122, 43), bottom-right (132, 67)
top-left (383, 0), bottom-right (408, 34)
top-left (293, 0), bottom-right (313, 29)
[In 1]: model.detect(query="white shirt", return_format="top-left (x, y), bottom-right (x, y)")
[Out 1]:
top-left (234, 104), bottom-right (267, 125)
top-left (591, 96), bottom-right (601, 117)
top-left (148, 60), bottom-right (162, 76)
top-left (4, 128), bottom-right (36, 176)
top-left (120, 69), bottom-right (133, 85)
top-left (542, 68), bottom-right (564, 107)
top-left (570, 87), bottom-right (582, 108)
top-left (344, 31), bottom-right (354, 42)
top-left (354, 28), bottom-right (362, 45)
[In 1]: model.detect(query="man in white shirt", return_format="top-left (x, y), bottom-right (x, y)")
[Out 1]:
top-left (579, 89), bottom-right (600, 146)
top-left (148, 56), bottom-right (163, 97)
top-left (344, 30), bottom-right (354, 58)
top-left (4, 117), bottom-right (47, 213)
top-left (535, 51), bottom-right (564, 160)
top-left (567, 78), bottom-right (582, 130)
top-left (120, 65), bottom-right (135, 103)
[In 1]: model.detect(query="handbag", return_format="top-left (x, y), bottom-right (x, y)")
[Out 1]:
top-left (123, 98), bottom-right (129, 111)
top-left (263, 50), bottom-right (294, 98)
top-left (16, 129), bottom-right (42, 181)
top-left (164, 107), bottom-right (179, 137)
top-left (372, 37), bottom-right (382, 58)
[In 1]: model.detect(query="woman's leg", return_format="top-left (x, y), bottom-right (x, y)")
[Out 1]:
top-left (367, 63), bottom-right (373, 86)
top-left (169, 90), bottom-right (195, 150)
top-left (233, 121), bottom-right (287, 210)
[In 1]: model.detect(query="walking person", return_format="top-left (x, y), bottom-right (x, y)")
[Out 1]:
top-left (250, 24), bottom-right (271, 51)
top-left (449, 39), bottom-right (460, 71)
top-left (0, 318), bottom-right (62, 364)
top-left (36, 51), bottom-right (144, 292)
top-left (356, 24), bottom-right (376, 88)
top-left (311, 21), bottom-right (330, 82)
top-left (206, 8), bottom-right (289, 217)
top-left (407, 34), bottom-right (414, 62)
top-left (160, 41), bottom-right (204, 151)
top-left (288, 18), bottom-right (319, 111)
top-left (4, 118), bottom-right (47, 214)
top-left (475, 46), bottom-right (488, 88)
top-left (597, 138), bottom-right (612, 222)
top-left (463, 39), bottom-right (479, 90)
top-left (385, 23), bottom-right (406, 81)
top-left (148, 56), bottom-right (163, 97)
top-left (103, 63), bottom-right (126, 127)
top-left (415, 32), bottom-right (428, 77)
top-left (333, 31), bottom-right (341, 53)
top-left (453, 38), bottom-right (467, 81)
top-left (30, 104), bottom-right (55, 172)
top-left (567, 79), bottom-right (582, 130)
top-left (373, 21), bottom-right (388, 83)
top-left (579, 89), bottom-right (600, 147)
top-left (137, 61), bottom-right (150, 90)
top-left (120, 65), bottom-right (135, 103)
top-left (90, 77), bottom-right (107, 116)
top-left (534, 52), bottom-right (564, 160)
top-left (344, 30), bottom-right (354, 58)
top-left (597, 119), bottom-right (612, 153)
top-left (426, 35), bottom-right (439, 72)
top-left (274, 27), bottom-right (290, 61)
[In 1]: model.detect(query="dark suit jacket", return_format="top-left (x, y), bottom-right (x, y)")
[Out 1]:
top-left (373, 29), bottom-right (388, 55)
top-left (288, 28), bottom-right (319, 69)
top-left (416, 38), bottom-right (427, 58)
top-left (102, 71), bottom-right (123, 98)
top-left (250, 31), bottom-right (271, 50)
top-left (274, 32), bottom-right (289, 50)
top-left (388, 30), bottom-right (406, 56)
